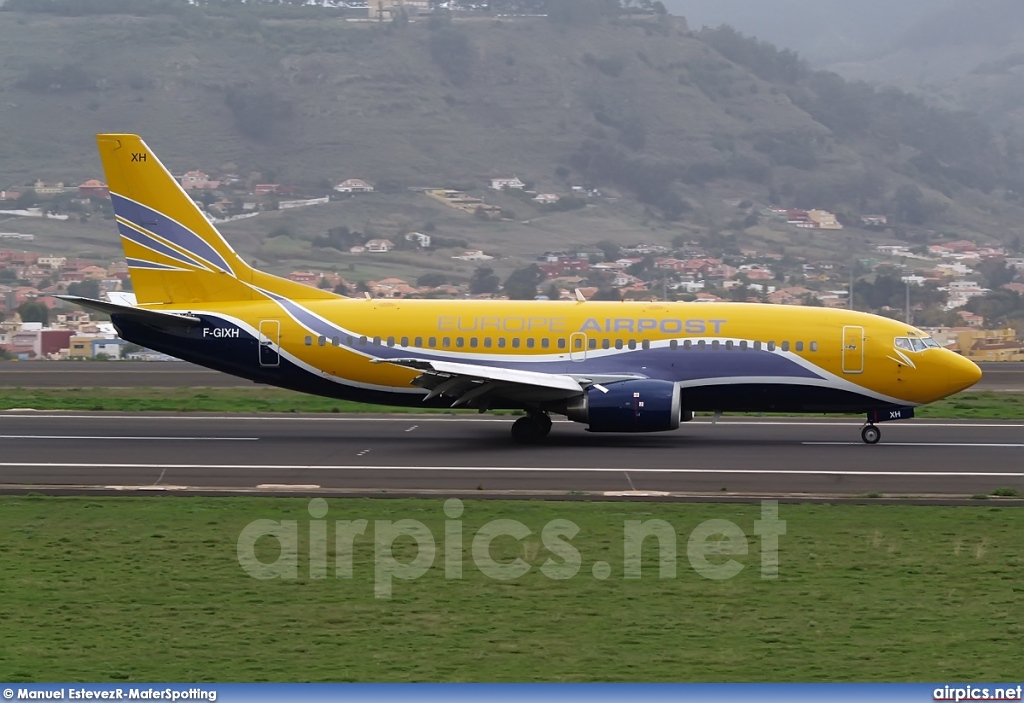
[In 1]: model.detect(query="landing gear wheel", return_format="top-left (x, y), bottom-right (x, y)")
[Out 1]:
top-left (511, 414), bottom-right (552, 445)
top-left (861, 424), bottom-right (881, 445)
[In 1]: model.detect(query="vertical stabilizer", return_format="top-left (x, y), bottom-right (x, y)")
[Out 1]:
top-left (97, 134), bottom-right (339, 305)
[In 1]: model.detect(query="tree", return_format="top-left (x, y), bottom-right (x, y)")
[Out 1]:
top-left (503, 265), bottom-right (544, 300)
top-left (417, 272), bottom-right (448, 288)
top-left (469, 267), bottom-right (500, 296)
top-left (17, 301), bottom-right (49, 325)
top-left (66, 279), bottom-right (100, 299)
top-left (15, 189), bottom-right (38, 209)
top-left (595, 239), bottom-right (621, 262)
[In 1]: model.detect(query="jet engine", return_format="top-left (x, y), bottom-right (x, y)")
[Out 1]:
top-left (564, 379), bottom-right (684, 433)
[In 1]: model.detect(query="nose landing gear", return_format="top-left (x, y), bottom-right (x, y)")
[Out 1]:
top-left (861, 424), bottom-right (881, 444)
top-left (861, 406), bottom-right (916, 444)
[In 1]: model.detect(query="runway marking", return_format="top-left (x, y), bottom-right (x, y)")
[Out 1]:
top-left (256, 484), bottom-right (321, 490)
top-left (0, 435), bottom-right (258, 441)
top-left (804, 442), bottom-right (1024, 447)
top-left (357, 449), bottom-right (371, 457)
top-left (1, 462), bottom-right (1020, 478)
top-left (405, 425), bottom-right (418, 432)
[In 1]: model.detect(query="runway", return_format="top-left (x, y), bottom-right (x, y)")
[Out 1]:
top-left (0, 413), bottom-right (1020, 501)
top-left (1, 361), bottom-right (1021, 390)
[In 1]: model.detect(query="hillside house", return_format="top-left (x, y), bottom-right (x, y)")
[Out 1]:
top-left (180, 171), bottom-right (220, 190)
top-left (32, 180), bottom-right (65, 195)
top-left (404, 232), bottom-right (431, 248)
top-left (489, 177), bottom-right (525, 190)
top-left (334, 179), bottom-right (374, 193)
top-left (365, 239), bottom-right (395, 253)
top-left (78, 180), bottom-right (109, 198)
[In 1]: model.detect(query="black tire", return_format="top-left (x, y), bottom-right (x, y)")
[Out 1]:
top-left (861, 425), bottom-right (881, 445)
top-left (511, 415), bottom-right (551, 444)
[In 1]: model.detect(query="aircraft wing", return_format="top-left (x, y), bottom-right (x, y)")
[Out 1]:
top-left (372, 357), bottom-right (649, 408)
top-left (372, 357), bottom-right (585, 408)
top-left (55, 295), bottom-right (201, 326)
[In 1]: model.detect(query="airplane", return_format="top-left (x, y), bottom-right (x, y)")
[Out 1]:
top-left (60, 134), bottom-right (983, 445)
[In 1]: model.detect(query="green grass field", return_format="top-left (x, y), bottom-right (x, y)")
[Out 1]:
top-left (0, 497), bottom-right (1021, 682)
top-left (0, 387), bottom-right (1019, 419)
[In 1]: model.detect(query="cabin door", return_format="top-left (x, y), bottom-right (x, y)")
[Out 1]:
top-left (258, 319), bottom-right (280, 368)
top-left (842, 325), bottom-right (864, 374)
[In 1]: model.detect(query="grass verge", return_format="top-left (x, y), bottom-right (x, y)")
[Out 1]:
top-left (0, 387), bottom-right (1020, 419)
top-left (0, 497), bottom-right (1021, 682)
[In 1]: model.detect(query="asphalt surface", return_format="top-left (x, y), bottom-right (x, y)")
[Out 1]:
top-left (0, 413), bottom-right (1020, 500)
top-left (0, 360), bottom-right (1021, 390)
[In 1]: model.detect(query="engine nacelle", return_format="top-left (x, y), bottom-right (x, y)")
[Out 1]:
top-left (565, 379), bottom-right (682, 433)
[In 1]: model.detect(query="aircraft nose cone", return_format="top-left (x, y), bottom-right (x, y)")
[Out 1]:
top-left (948, 354), bottom-right (982, 394)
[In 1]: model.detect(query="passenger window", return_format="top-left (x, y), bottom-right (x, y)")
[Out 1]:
top-left (795, 341), bottom-right (804, 352)
top-left (428, 337), bottom-right (436, 348)
top-left (400, 336), bottom-right (408, 347)
top-left (387, 336), bottom-right (395, 347)
top-left (602, 339), bottom-right (611, 350)
top-left (642, 340), bottom-right (650, 350)
top-left (711, 340), bottom-right (720, 351)
top-left (498, 338), bottom-right (506, 349)
top-left (585, 338), bottom-right (595, 350)
top-left (318, 335), bottom-right (326, 346)
top-left (613, 339), bottom-right (622, 350)
top-left (767, 341), bottom-right (776, 351)
top-left (670, 339), bottom-right (678, 350)
top-left (332, 336), bottom-right (340, 346)
top-left (526, 339), bottom-right (535, 349)
top-left (373, 336), bottom-right (381, 346)
top-left (781, 341), bottom-right (790, 352)
top-left (541, 338), bottom-right (550, 349)
top-left (754, 341), bottom-right (762, 351)
top-left (559, 338), bottom-right (567, 350)
top-left (697, 340), bottom-right (706, 350)
top-left (470, 338), bottom-right (478, 348)
top-left (484, 338), bottom-right (492, 348)
top-left (628, 340), bottom-right (636, 350)
top-left (512, 338), bottom-right (521, 349)
top-left (725, 340), bottom-right (733, 351)
top-left (740, 341), bottom-right (748, 351)
top-left (810, 341), bottom-right (818, 352)
top-left (456, 337), bottom-right (464, 348)
top-left (414, 336), bottom-right (422, 347)
top-left (683, 340), bottom-right (692, 350)
top-left (442, 337), bottom-right (451, 347)
top-left (346, 336), bottom-right (354, 346)
top-left (304, 335), bottom-right (312, 346)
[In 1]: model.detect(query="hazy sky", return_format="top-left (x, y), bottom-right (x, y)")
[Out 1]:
top-left (661, 0), bottom-right (959, 63)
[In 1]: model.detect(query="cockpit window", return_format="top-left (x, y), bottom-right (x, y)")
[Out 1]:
top-left (922, 337), bottom-right (940, 348)
top-left (894, 337), bottom-right (913, 351)
top-left (910, 338), bottom-right (926, 352)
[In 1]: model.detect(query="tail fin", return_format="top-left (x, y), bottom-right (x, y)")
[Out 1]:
top-left (97, 134), bottom-right (340, 305)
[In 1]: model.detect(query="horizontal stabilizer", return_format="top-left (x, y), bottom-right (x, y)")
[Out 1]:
top-left (56, 295), bottom-right (201, 326)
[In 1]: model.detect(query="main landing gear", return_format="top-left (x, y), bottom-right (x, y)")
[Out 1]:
top-left (511, 412), bottom-right (552, 445)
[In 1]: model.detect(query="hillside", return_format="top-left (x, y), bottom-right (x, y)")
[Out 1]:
top-left (1, 1), bottom-right (1023, 283)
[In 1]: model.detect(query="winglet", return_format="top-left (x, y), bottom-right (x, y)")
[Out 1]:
top-left (574, 288), bottom-right (586, 302)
